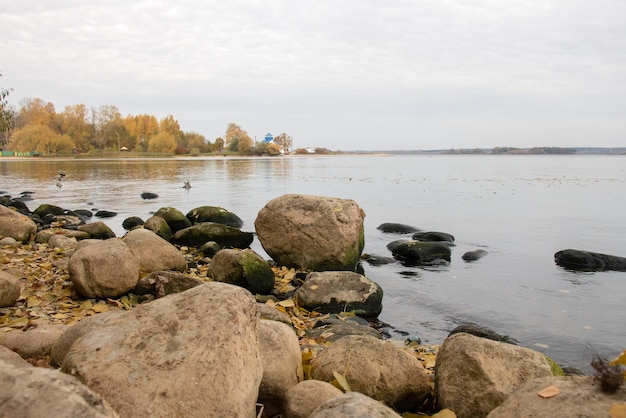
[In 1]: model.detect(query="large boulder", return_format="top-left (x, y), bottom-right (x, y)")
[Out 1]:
top-left (0, 204), bottom-right (37, 243)
top-left (173, 222), bottom-right (254, 249)
top-left (310, 335), bottom-right (432, 412)
top-left (412, 231), bottom-right (455, 243)
top-left (554, 248), bottom-right (626, 271)
top-left (435, 332), bottom-right (554, 418)
top-left (282, 380), bottom-right (343, 418)
top-left (186, 206), bottom-right (244, 228)
top-left (77, 221), bottom-right (116, 239)
top-left (295, 271), bottom-right (383, 318)
top-left (133, 270), bottom-right (204, 298)
top-left (0, 270), bottom-right (20, 308)
top-left (387, 239), bottom-right (451, 265)
top-left (61, 283), bottom-right (263, 418)
top-left (143, 215), bottom-right (173, 241)
top-left (207, 248), bottom-right (275, 294)
top-left (487, 375), bottom-right (626, 418)
top-left (258, 320), bottom-right (304, 416)
top-left (0, 346), bottom-right (119, 418)
top-left (153, 207), bottom-right (192, 233)
top-left (68, 238), bottom-right (140, 298)
top-left (122, 228), bottom-right (187, 273)
top-left (376, 223), bottom-right (420, 234)
top-left (309, 391), bottom-right (403, 418)
top-left (0, 324), bottom-right (68, 359)
top-left (255, 194), bottom-right (365, 271)
top-left (48, 234), bottom-right (78, 249)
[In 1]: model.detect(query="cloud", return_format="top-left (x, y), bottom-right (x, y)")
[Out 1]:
top-left (2, 0), bottom-right (625, 149)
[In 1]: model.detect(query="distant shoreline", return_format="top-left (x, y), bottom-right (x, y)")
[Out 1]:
top-left (1, 146), bottom-right (625, 161)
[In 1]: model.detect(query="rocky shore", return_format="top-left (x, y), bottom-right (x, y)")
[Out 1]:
top-left (1, 194), bottom-right (625, 417)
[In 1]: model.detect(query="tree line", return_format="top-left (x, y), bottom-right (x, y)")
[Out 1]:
top-left (0, 94), bottom-right (293, 156)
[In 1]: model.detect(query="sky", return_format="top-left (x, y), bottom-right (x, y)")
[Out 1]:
top-left (2, 1), bottom-right (625, 151)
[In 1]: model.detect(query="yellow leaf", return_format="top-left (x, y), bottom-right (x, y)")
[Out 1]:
top-left (610, 404), bottom-right (626, 418)
top-left (81, 300), bottom-right (93, 311)
top-left (538, 385), bottom-right (560, 398)
top-left (310, 285), bottom-right (319, 290)
top-left (610, 350), bottom-right (626, 367)
top-left (92, 301), bottom-right (109, 313)
top-left (278, 299), bottom-right (295, 308)
top-left (26, 296), bottom-right (41, 307)
top-left (9, 317), bottom-right (29, 328)
top-left (432, 409), bottom-right (457, 418)
top-left (332, 371), bottom-right (351, 392)
top-left (265, 299), bottom-right (276, 307)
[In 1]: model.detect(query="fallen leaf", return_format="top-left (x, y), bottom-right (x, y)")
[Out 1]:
top-left (332, 371), bottom-right (351, 391)
top-left (278, 299), bottom-right (295, 308)
top-left (538, 385), bottom-right (560, 398)
top-left (610, 350), bottom-right (626, 367)
top-left (432, 409), bottom-right (457, 418)
top-left (610, 404), bottom-right (626, 418)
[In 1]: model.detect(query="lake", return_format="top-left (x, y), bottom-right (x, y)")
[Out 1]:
top-left (1, 154), bottom-right (625, 371)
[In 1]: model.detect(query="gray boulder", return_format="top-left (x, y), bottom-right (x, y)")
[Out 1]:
top-left (68, 238), bottom-right (140, 298)
top-left (122, 228), bottom-right (187, 273)
top-left (61, 283), bottom-right (263, 418)
top-left (258, 320), bottom-right (304, 416)
top-left (282, 380), bottom-right (343, 418)
top-left (143, 215), bottom-right (173, 241)
top-left (310, 391), bottom-right (402, 418)
top-left (310, 335), bottom-right (432, 412)
top-left (387, 239), bottom-right (451, 265)
top-left (77, 221), bottom-right (116, 239)
top-left (487, 375), bottom-right (626, 418)
top-left (0, 270), bottom-right (20, 308)
top-left (173, 222), bottom-right (254, 248)
top-left (0, 324), bottom-right (68, 359)
top-left (133, 270), bottom-right (204, 298)
top-left (462, 249), bottom-right (488, 261)
top-left (412, 230), bottom-right (455, 243)
top-left (0, 346), bottom-right (119, 418)
top-left (48, 234), bottom-right (78, 249)
top-left (0, 204), bottom-right (37, 243)
top-left (305, 320), bottom-right (382, 343)
top-left (295, 271), bottom-right (383, 318)
top-left (435, 332), bottom-right (554, 418)
top-left (186, 206), bottom-right (244, 227)
top-left (255, 194), bottom-right (365, 271)
top-left (207, 248), bottom-right (275, 294)
top-left (376, 223), bottom-right (420, 234)
top-left (153, 207), bottom-right (192, 233)
top-left (555, 248), bottom-right (626, 271)
top-left (35, 228), bottom-right (90, 243)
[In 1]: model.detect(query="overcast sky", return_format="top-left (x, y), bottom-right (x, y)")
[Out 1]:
top-left (2, 1), bottom-right (625, 150)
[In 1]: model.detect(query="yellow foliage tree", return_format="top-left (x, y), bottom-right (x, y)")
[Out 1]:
top-left (10, 124), bottom-right (75, 155)
top-left (147, 131), bottom-right (176, 154)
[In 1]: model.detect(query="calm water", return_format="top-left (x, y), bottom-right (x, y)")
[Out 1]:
top-left (2, 155), bottom-right (625, 370)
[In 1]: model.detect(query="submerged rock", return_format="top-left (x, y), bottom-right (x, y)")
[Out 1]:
top-left (554, 248), bottom-right (626, 272)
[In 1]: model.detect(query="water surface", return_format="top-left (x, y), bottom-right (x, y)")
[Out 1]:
top-left (2, 155), bottom-right (625, 370)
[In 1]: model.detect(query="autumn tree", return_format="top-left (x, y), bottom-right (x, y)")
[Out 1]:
top-left (147, 131), bottom-right (176, 154)
top-left (214, 137), bottom-right (225, 152)
top-left (224, 123), bottom-right (253, 154)
top-left (15, 97), bottom-right (57, 130)
top-left (160, 115), bottom-right (184, 151)
top-left (0, 71), bottom-right (15, 146)
top-left (92, 105), bottom-right (125, 149)
top-left (58, 104), bottom-right (91, 152)
top-left (125, 114), bottom-right (159, 151)
top-left (184, 132), bottom-right (209, 154)
top-left (10, 124), bottom-right (74, 155)
top-left (273, 132), bottom-right (293, 154)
